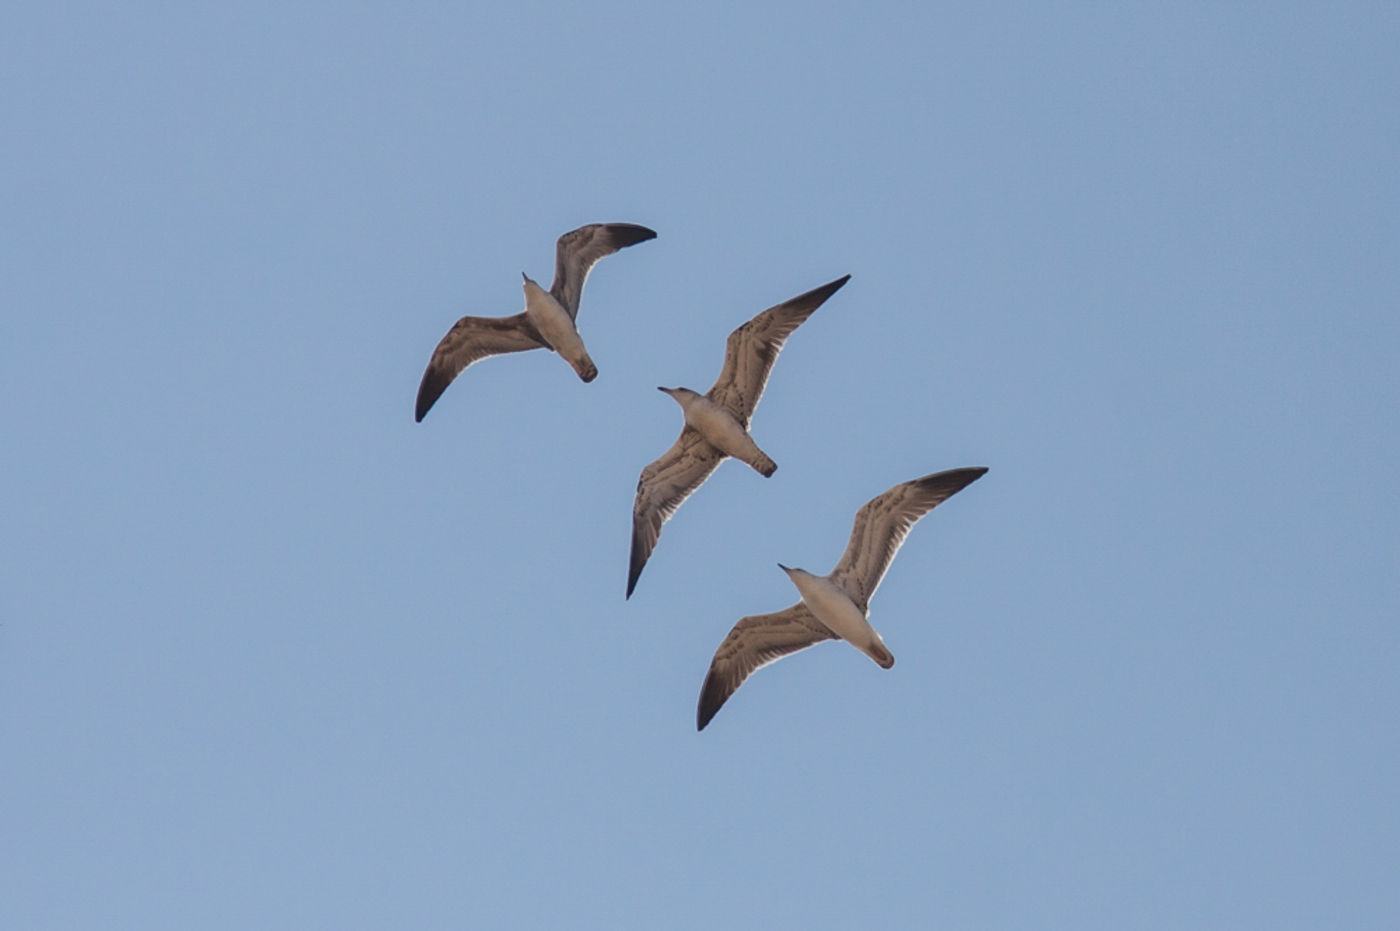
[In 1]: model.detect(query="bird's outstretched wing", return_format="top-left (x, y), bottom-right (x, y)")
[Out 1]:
top-left (627, 428), bottom-right (723, 598)
top-left (415, 314), bottom-right (545, 421)
top-left (696, 604), bottom-right (837, 730)
top-left (550, 223), bottom-right (657, 320)
top-left (828, 467), bottom-right (988, 609)
top-left (706, 275), bottom-right (850, 426)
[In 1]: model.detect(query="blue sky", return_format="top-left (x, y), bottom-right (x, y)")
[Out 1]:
top-left (3, 2), bottom-right (1397, 928)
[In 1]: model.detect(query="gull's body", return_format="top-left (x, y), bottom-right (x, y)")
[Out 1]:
top-left (522, 274), bottom-right (595, 381)
top-left (414, 222), bottom-right (656, 422)
top-left (696, 467), bottom-right (988, 731)
top-left (778, 566), bottom-right (894, 668)
top-left (659, 387), bottom-right (776, 476)
top-left (627, 275), bottom-right (850, 598)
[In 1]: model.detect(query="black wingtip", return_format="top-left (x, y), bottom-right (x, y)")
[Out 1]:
top-left (626, 534), bottom-right (646, 600)
top-left (954, 465), bottom-right (990, 484)
top-left (696, 672), bottom-right (726, 731)
top-left (415, 361), bottom-right (449, 422)
top-left (920, 466), bottom-right (989, 496)
top-left (414, 390), bottom-right (434, 422)
top-left (697, 694), bottom-right (716, 731)
top-left (792, 274), bottom-right (852, 309)
top-left (607, 223), bottom-right (658, 248)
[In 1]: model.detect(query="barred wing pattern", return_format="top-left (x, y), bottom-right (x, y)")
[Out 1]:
top-left (696, 604), bottom-right (837, 730)
top-left (706, 275), bottom-right (850, 426)
top-left (627, 428), bottom-right (724, 598)
top-left (550, 223), bottom-right (657, 320)
top-left (828, 467), bottom-right (989, 609)
top-left (414, 313), bottom-right (545, 421)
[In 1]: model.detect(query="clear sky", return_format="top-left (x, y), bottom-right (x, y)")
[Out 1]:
top-left (3, 2), bottom-right (1397, 928)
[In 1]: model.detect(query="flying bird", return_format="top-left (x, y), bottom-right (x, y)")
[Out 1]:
top-left (696, 466), bottom-right (988, 731)
top-left (414, 222), bottom-right (657, 421)
top-left (626, 275), bottom-right (851, 599)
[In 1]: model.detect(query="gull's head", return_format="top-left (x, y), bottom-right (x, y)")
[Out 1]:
top-left (777, 563), bottom-right (809, 580)
top-left (521, 275), bottom-right (552, 307)
top-left (658, 386), bottom-right (698, 404)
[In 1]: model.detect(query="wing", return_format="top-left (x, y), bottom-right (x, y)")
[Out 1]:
top-left (828, 467), bottom-right (988, 609)
top-left (414, 313), bottom-right (545, 421)
top-left (550, 222), bottom-right (657, 320)
top-left (627, 428), bottom-right (724, 598)
top-left (706, 275), bottom-right (849, 426)
top-left (696, 604), bottom-right (837, 730)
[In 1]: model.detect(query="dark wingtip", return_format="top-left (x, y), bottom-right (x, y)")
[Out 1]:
top-left (922, 466), bottom-right (990, 496)
top-left (696, 676), bottom-right (720, 731)
top-left (626, 533), bottom-right (646, 599)
top-left (608, 223), bottom-right (658, 248)
top-left (414, 382), bottom-right (440, 422)
top-left (789, 274), bottom-right (852, 311)
top-left (954, 466), bottom-right (990, 484)
top-left (821, 274), bottom-right (852, 296)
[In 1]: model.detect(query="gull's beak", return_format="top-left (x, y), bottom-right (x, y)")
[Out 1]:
top-left (777, 563), bottom-right (791, 572)
top-left (521, 271), bottom-right (529, 282)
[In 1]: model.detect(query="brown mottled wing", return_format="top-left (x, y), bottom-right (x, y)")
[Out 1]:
top-left (550, 222), bottom-right (657, 320)
top-left (627, 427), bottom-right (723, 598)
top-left (414, 313), bottom-right (545, 421)
top-left (828, 467), bottom-right (989, 609)
top-left (696, 604), bottom-right (837, 730)
top-left (705, 275), bottom-right (849, 426)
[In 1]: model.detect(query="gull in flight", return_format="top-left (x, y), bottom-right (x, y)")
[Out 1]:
top-left (696, 466), bottom-right (988, 730)
top-left (414, 222), bottom-right (656, 422)
top-left (626, 275), bottom-right (850, 599)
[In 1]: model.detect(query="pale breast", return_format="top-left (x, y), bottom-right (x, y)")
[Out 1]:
top-left (683, 398), bottom-right (752, 459)
top-left (523, 281), bottom-right (583, 356)
top-left (794, 576), bottom-right (870, 644)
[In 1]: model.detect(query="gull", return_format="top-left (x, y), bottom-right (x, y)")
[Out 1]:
top-left (626, 275), bottom-right (850, 599)
top-left (696, 466), bottom-right (988, 730)
top-left (414, 222), bottom-right (656, 422)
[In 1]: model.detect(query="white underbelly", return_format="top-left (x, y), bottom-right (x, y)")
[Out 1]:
top-left (788, 572), bottom-right (893, 667)
top-left (524, 285), bottom-right (586, 359)
top-left (684, 400), bottom-right (756, 460)
top-left (798, 578), bottom-right (873, 644)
